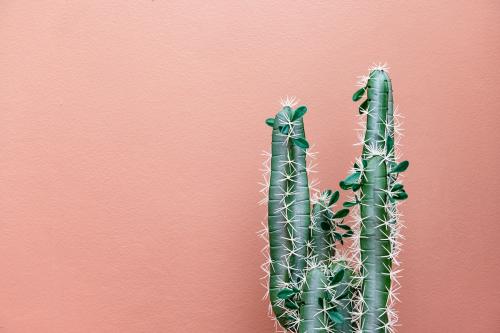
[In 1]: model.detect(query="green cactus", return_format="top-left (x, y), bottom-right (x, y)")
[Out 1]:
top-left (342, 66), bottom-right (409, 332)
top-left (262, 66), bottom-right (408, 333)
top-left (264, 98), bottom-right (355, 333)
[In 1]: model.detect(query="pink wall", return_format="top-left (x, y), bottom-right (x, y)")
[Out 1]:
top-left (1, 1), bottom-right (499, 332)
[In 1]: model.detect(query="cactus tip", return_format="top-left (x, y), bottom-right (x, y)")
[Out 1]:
top-left (369, 62), bottom-right (390, 72)
top-left (280, 96), bottom-right (299, 108)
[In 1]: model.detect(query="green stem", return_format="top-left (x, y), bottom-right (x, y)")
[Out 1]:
top-left (268, 107), bottom-right (294, 329)
top-left (289, 115), bottom-right (311, 282)
top-left (299, 268), bottom-right (328, 333)
top-left (359, 70), bottom-right (392, 332)
top-left (311, 201), bottom-right (334, 263)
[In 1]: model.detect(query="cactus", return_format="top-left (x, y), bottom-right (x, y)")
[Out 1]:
top-left (341, 64), bottom-right (409, 332)
top-left (260, 65), bottom-right (408, 333)
top-left (263, 98), bottom-right (355, 333)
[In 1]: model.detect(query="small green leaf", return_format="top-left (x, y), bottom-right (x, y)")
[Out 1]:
top-left (389, 160), bottom-right (409, 174)
top-left (343, 201), bottom-right (357, 207)
top-left (328, 309), bottom-right (345, 325)
top-left (359, 99), bottom-right (369, 114)
top-left (277, 288), bottom-right (297, 300)
top-left (333, 232), bottom-right (342, 241)
top-left (340, 172), bottom-right (361, 191)
top-left (328, 191), bottom-right (340, 206)
top-left (333, 208), bottom-right (349, 219)
top-left (392, 183), bottom-right (404, 192)
top-left (352, 87), bottom-right (366, 102)
top-left (393, 191), bottom-right (408, 201)
top-left (279, 125), bottom-right (290, 135)
top-left (331, 268), bottom-right (345, 284)
top-left (339, 181), bottom-right (349, 190)
top-left (265, 118), bottom-right (275, 127)
top-left (320, 222), bottom-right (331, 231)
top-left (345, 172), bottom-right (361, 184)
top-left (284, 299), bottom-right (299, 310)
top-left (386, 136), bottom-right (394, 154)
top-left (344, 230), bottom-right (354, 237)
top-left (292, 106), bottom-right (307, 121)
top-left (352, 183), bottom-right (361, 191)
top-left (292, 137), bottom-right (309, 149)
top-left (337, 224), bottom-right (351, 231)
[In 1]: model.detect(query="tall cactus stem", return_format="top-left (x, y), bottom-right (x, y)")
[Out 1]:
top-left (289, 112), bottom-right (311, 282)
top-left (268, 107), bottom-right (295, 329)
top-left (358, 69), bottom-right (392, 332)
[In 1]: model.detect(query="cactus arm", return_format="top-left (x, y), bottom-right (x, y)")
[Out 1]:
top-left (268, 107), bottom-right (294, 328)
top-left (289, 112), bottom-right (311, 282)
top-left (358, 70), bottom-right (392, 332)
top-left (299, 268), bottom-right (329, 333)
top-left (328, 262), bottom-right (354, 333)
top-left (311, 201), bottom-right (334, 263)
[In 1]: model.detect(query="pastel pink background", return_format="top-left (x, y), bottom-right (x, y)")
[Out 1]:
top-left (1, 1), bottom-right (499, 332)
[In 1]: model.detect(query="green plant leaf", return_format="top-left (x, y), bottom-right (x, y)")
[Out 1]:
top-left (393, 191), bottom-right (408, 201)
top-left (340, 172), bottom-right (361, 191)
top-left (279, 125), bottom-right (290, 135)
top-left (337, 224), bottom-right (351, 231)
top-left (330, 268), bottom-right (345, 284)
top-left (352, 87), bottom-right (366, 102)
top-left (328, 191), bottom-right (340, 206)
top-left (292, 137), bottom-right (309, 149)
top-left (352, 183), bottom-right (361, 191)
top-left (386, 136), bottom-right (394, 154)
top-left (328, 309), bottom-right (345, 325)
top-left (344, 230), bottom-right (354, 237)
top-left (292, 106), bottom-right (307, 121)
top-left (284, 299), bottom-right (299, 310)
top-left (389, 160), bottom-right (409, 174)
top-left (392, 183), bottom-right (404, 192)
top-left (333, 232), bottom-right (342, 241)
top-left (345, 172), bottom-right (361, 183)
top-left (343, 201), bottom-right (357, 207)
top-left (265, 118), bottom-right (275, 127)
top-left (277, 288), bottom-right (297, 300)
top-left (320, 222), bottom-right (331, 231)
top-left (333, 208), bottom-right (349, 219)
top-left (359, 99), bottom-right (369, 114)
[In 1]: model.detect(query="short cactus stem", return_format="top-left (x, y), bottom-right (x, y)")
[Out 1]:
top-left (299, 267), bottom-right (328, 333)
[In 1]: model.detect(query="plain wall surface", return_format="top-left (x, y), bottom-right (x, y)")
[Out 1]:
top-left (1, 1), bottom-right (499, 332)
